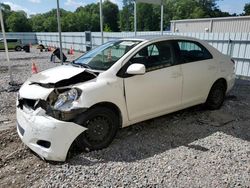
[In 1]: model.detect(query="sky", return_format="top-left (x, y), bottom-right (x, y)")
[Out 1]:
top-left (1, 0), bottom-right (249, 17)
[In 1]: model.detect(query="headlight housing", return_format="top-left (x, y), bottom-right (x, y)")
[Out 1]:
top-left (53, 88), bottom-right (81, 111)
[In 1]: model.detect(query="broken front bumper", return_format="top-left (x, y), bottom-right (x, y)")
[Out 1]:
top-left (16, 107), bottom-right (87, 161)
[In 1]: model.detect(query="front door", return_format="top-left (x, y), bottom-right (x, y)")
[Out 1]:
top-left (124, 41), bottom-right (183, 121)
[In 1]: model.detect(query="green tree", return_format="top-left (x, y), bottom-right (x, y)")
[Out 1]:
top-left (244, 3), bottom-right (250, 15)
top-left (103, 0), bottom-right (119, 31)
top-left (196, 0), bottom-right (217, 16)
top-left (75, 3), bottom-right (100, 31)
top-left (119, 7), bottom-right (131, 31)
top-left (120, 0), bottom-right (134, 31)
top-left (30, 14), bottom-right (46, 32)
top-left (172, 0), bottom-right (206, 20)
top-left (75, 10), bottom-right (91, 31)
top-left (61, 12), bottom-right (78, 31)
top-left (6, 11), bottom-right (32, 32)
top-left (2, 0), bottom-right (237, 33)
top-left (42, 16), bottom-right (57, 32)
top-left (104, 24), bottom-right (112, 32)
top-left (0, 3), bottom-right (12, 31)
top-left (137, 3), bottom-right (156, 31)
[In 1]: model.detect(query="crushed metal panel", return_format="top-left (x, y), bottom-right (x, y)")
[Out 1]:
top-left (29, 65), bottom-right (85, 84)
top-left (30, 71), bottom-right (96, 88)
top-left (16, 107), bottom-right (87, 161)
top-left (19, 82), bottom-right (54, 100)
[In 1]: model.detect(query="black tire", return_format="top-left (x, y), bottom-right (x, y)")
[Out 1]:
top-left (74, 107), bottom-right (119, 151)
top-left (15, 46), bottom-right (22, 51)
top-left (205, 81), bottom-right (226, 110)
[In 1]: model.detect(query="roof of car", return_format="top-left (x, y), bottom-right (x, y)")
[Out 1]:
top-left (121, 35), bottom-right (201, 42)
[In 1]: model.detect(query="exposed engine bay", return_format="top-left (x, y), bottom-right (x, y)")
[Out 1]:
top-left (17, 66), bottom-right (99, 121)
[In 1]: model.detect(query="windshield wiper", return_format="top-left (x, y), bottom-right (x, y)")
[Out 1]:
top-left (80, 64), bottom-right (93, 69)
top-left (71, 59), bottom-right (93, 69)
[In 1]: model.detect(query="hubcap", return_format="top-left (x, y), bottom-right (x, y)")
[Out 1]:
top-left (85, 116), bottom-right (111, 143)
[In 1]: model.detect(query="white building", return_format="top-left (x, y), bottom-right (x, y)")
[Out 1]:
top-left (171, 16), bottom-right (250, 33)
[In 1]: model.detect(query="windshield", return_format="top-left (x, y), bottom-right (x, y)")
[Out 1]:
top-left (73, 40), bottom-right (141, 70)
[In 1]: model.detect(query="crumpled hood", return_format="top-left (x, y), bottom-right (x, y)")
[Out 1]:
top-left (19, 65), bottom-right (97, 100)
top-left (29, 65), bottom-right (85, 84)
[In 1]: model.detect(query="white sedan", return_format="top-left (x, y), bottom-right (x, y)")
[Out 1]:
top-left (16, 36), bottom-right (235, 161)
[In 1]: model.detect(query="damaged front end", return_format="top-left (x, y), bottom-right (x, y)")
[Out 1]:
top-left (18, 88), bottom-right (87, 122)
top-left (16, 65), bottom-right (97, 161)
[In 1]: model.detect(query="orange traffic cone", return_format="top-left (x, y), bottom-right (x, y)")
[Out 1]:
top-left (70, 46), bottom-right (74, 55)
top-left (32, 62), bottom-right (38, 74)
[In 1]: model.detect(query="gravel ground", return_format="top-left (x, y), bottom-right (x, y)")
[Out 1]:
top-left (0, 48), bottom-right (250, 187)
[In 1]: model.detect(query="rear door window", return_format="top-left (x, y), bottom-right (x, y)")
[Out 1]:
top-left (7, 39), bottom-right (18, 42)
top-left (176, 40), bottom-right (212, 63)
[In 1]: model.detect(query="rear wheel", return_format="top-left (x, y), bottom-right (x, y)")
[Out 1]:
top-left (205, 81), bottom-right (226, 110)
top-left (15, 46), bottom-right (22, 51)
top-left (74, 107), bottom-right (119, 151)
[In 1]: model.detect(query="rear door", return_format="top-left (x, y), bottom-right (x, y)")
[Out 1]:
top-left (123, 40), bottom-right (182, 121)
top-left (173, 40), bottom-right (216, 106)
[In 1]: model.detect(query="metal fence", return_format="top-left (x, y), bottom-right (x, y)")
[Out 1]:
top-left (0, 32), bottom-right (250, 78)
top-left (35, 31), bottom-right (164, 51)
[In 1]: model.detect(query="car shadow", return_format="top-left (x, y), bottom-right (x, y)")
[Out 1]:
top-left (68, 79), bottom-right (250, 165)
top-left (0, 49), bottom-right (16, 52)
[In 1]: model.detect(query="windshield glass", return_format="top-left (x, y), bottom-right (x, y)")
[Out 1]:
top-left (73, 40), bottom-right (141, 70)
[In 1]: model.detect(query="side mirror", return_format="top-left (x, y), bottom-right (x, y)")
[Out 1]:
top-left (126, 63), bottom-right (146, 75)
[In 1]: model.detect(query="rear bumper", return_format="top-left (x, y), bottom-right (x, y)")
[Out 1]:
top-left (226, 73), bottom-right (236, 93)
top-left (16, 107), bottom-right (87, 161)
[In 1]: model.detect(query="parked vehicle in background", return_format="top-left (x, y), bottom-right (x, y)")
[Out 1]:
top-left (16, 35), bottom-right (235, 161)
top-left (0, 38), bottom-right (23, 51)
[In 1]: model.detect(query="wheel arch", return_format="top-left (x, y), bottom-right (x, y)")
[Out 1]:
top-left (212, 78), bottom-right (227, 93)
top-left (206, 77), bottom-right (227, 101)
top-left (67, 101), bottom-right (122, 159)
top-left (89, 102), bottom-right (123, 128)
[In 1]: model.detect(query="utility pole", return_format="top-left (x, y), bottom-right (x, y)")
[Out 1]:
top-left (0, 4), bottom-right (13, 83)
top-left (100, 0), bottom-right (104, 44)
top-left (134, 1), bottom-right (137, 36)
top-left (160, 0), bottom-right (164, 35)
top-left (56, 0), bottom-right (63, 65)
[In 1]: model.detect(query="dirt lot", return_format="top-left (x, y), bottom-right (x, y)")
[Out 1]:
top-left (0, 48), bottom-right (249, 187)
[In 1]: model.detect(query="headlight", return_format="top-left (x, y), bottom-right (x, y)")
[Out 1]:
top-left (53, 88), bottom-right (81, 111)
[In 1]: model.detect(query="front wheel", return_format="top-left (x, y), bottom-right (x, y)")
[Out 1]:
top-left (205, 81), bottom-right (226, 110)
top-left (74, 107), bottom-right (119, 151)
top-left (15, 46), bottom-right (22, 51)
